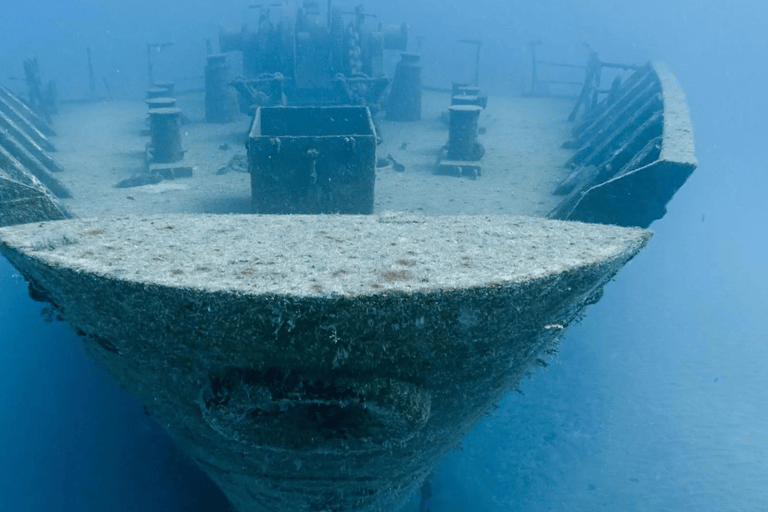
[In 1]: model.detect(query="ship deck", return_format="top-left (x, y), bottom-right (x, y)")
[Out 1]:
top-left (51, 90), bottom-right (574, 219)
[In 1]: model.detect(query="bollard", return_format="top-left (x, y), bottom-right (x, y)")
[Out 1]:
top-left (458, 86), bottom-right (480, 96)
top-left (451, 94), bottom-right (487, 108)
top-left (387, 53), bottom-right (422, 121)
top-left (205, 54), bottom-right (238, 123)
top-left (145, 97), bottom-right (177, 110)
top-left (446, 105), bottom-right (484, 161)
top-left (142, 97), bottom-right (177, 137)
top-left (153, 81), bottom-right (175, 97)
top-left (451, 82), bottom-right (470, 98)
top-left (148, 107), bottom-right (184, 163)
top-left (457, 86), bottom-right (488, 108)
top-left (451, 85), bottom-right (487, 108)
top-left (146, 87), bottom-right (168, 100)
top-left (451, 95), bottom-right (479, 106)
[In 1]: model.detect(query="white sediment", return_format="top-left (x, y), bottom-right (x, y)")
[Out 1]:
top-left (0, 213), bottom-right (650, 296)
top-left (49, 91), bottom-right (574, 219)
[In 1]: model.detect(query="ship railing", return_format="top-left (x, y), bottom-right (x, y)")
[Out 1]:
top-left (567, 51), bottom-right (643, 122)
top-left (527, 41), bottom-right (586, 98)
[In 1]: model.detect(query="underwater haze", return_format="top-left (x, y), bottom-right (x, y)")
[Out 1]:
top-left (2, 0), bottom-right (767, 511)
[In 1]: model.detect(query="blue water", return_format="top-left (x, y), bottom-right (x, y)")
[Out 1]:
top-left (2, 1), bottom-right (767, 511)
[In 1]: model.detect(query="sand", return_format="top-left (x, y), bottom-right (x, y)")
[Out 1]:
top-left (51, 90), bottom-right (574, 219)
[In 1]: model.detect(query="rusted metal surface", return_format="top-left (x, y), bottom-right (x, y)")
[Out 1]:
top-left (0, 143), bottom-right (70, 226)
top-left (0, 83), bottom-right (56, 137)
top-left (222, 2), bottom-right (404, 107)
top-left (550, 62), bottom-right (697, 228)
top-left (0, 128), bottom-right (69, 197)
top-left (248, 105), bottom-right (376, 214)
top-left (0, 85), bottom-right (70, 226)
top-left (437, 104), bottom-right (484, 179)
top-left (0, 99), bottom-right (56, 153)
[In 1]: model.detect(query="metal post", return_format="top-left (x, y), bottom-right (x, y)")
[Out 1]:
top-left (474, 41), bottom-right (481, 85)
top-left (568, 50), bottom-right (600, 122)
top-left (458, 39), bottom-right (482, 86)
top-left (147, 44), bottom-right (154, 87)
top-left (86, 47), bottom-right (97, 100)
top-left (146, 42), bottom-right (174, 87)
top-left (530, 40), bottom-right (542, 96)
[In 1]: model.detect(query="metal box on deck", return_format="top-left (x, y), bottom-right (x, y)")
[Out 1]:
top-left (247, 106), bottom-right (376, 214)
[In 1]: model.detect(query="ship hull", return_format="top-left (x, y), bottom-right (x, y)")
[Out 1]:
top-left (0, 213), bottom-right (649, 511)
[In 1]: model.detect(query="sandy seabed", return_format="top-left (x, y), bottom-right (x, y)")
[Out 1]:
top-left (52, 90), bottom-right (574, 220)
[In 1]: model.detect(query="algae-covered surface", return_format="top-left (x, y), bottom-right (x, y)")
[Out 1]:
top-left (0, 213), bottom-right (649, 512)
top-left (0, 212), bottom-right (647, 294)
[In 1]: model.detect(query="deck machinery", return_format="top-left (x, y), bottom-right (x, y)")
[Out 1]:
top-left (220, 1), bottom-right (407, 107)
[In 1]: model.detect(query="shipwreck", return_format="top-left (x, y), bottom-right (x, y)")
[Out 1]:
top-left (0, 3), bottom-right (695, 510)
